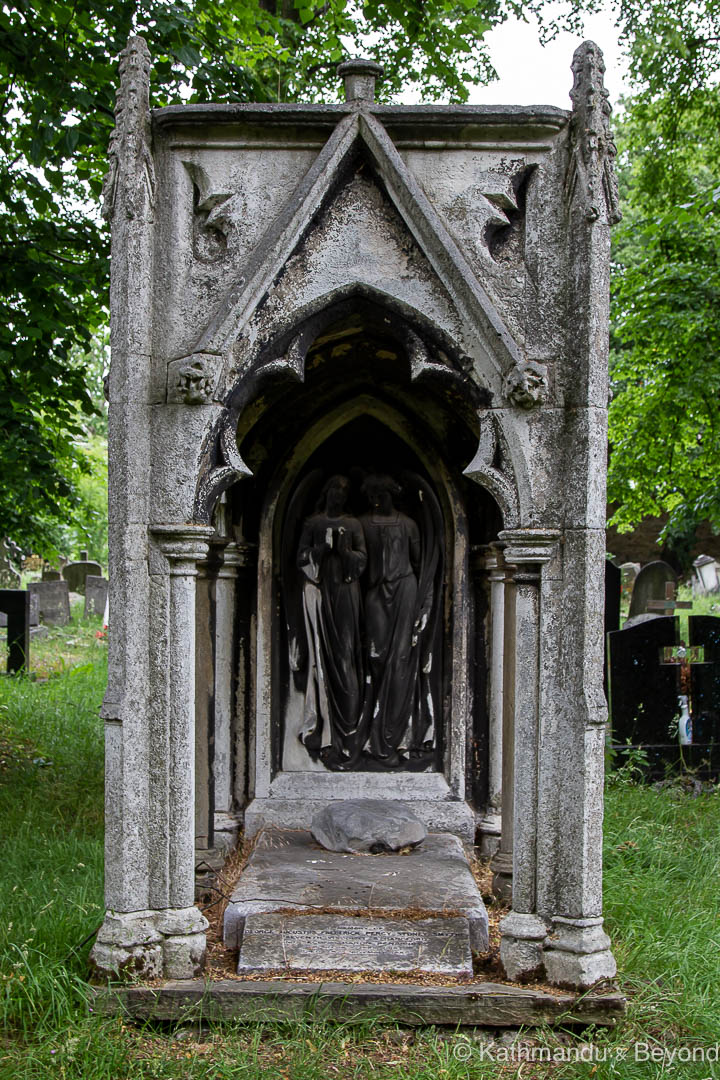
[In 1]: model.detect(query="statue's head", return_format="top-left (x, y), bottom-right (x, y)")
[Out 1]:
top-left (320, 474), bottom-right (350, 514)
top-left (361, 474), bottom-right (401, 514)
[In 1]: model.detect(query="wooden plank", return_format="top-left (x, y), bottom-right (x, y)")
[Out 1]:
top-left (92, 979), bottom-right (626, 1027)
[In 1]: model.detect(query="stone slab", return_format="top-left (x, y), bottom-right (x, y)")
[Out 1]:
top-left (92, 979), bottom-right (626, 1027)
top-left (224, 829), bottom-right (488, 952)
top-left (236, 913), bottom-right (472, 976)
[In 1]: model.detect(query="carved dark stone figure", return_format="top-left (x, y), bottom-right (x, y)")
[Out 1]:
top-left (359, 475), bottom-right (443, 766)
top-left (286, 468), bottom-right (443, 771)
top-left (296, 476), bottom-right (367, 768)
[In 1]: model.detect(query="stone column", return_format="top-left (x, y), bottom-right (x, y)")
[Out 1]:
top-left (214, 542), bottom-right (242, 849)
top-left (194, 554), bottom-right (216, 854)
top-left (232, 543), bottom-right (258, 814)
top-left (489, 557), bottom-right (514, 904)
top-left (495, 529), bottom-right (560, 981)
top-left (477, 544), bottom-right (505, 857)
top-left (538, 530), bottom-right (618, 989)
top-left (153, 526), bottom-right (215, 905)
top-left (533, 41), bottom-right (619, 990)
top-left (91, 525), bottom-right (214, 980)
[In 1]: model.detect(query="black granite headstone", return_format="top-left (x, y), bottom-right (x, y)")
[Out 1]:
top-left (688, 616), bottom-right (720, 747)
top-left (607, 616), bottom-right (680, 773)
top-left (605, 560), bottom-right (622, 636)
top-left (0, 589), bottom-right (30, 673)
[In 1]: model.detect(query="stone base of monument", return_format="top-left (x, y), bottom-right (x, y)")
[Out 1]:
top-left (92, 827), bottom-right (626, 1026)
top-left (223, 828), bottom-right (488, 976)
top-left (237, 913), bottom-right (474, 977)
top-left (93, 979), bottom-right (626, 1027)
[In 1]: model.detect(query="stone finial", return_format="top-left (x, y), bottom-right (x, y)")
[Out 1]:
top-left (336, 58), bottom-right (384, 103)
top-left (566, 40), bottom-right (621, 226)
top-left (102, 34), bottom-right (155, 221)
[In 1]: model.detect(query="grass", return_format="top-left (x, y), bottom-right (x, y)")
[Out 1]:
top-left (0, 596), bottom-right (107, 678)
top-left (1, 622), bottom-right (720, 1077)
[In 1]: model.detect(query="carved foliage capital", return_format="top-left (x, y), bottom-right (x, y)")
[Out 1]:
top-left (566, 40), bottom-right (621, 227)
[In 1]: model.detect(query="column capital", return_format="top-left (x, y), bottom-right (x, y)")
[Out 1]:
top-left (151, 525), bottom-right (215, 565)
top-left (499, 528), bottom-right (561, 566)
top-left (217, 541), bottom-right (242, 578)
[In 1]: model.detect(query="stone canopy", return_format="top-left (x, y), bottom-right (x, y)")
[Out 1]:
top-left (91, 41), bottom-right (620, 993)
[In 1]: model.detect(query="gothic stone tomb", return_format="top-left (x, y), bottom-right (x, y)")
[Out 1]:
top-left (91, 37), bottom-right (620, 994)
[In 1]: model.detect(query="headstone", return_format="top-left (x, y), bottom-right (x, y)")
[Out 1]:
top-left (62, 557), bottom-right (102, 595)
top-left (693, 555), bottom-right (719, 595)
top-left (0, 540), bottom-right (22, 589)
top-left (619, 562), bottom-right (640, 605)
top-left (607, 616), bottom-right (679, 773)
top-left (0, 590), bottom-right (30, 673)
top-left (236, 913), bottom-right (473, 976)
top-left (604, 560), bottom-right (621, 636)
top-left (41, 567), bottom-right (62, 582)
top-left (311, 799), bottom-right (427, 854)
top-left (28, 580), bottom-right (71, 627)
top-left (627, 560), bottom-right (678, 621)
top-left (0, 590), bottom-right (37, 629)
top-left (84, 575), bottom-right (109, 618)
top-left (688, 616), bottom-right (720, 749)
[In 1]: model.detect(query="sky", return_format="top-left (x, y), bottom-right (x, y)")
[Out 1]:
top-left (466, 3), bottom-right (628, 111)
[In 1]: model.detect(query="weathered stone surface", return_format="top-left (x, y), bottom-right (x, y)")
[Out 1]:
top-left (29, 580), bottom-right (71, 626)
top-left (237, 913), bottom-right (472, 976)
top-left (224, 829), bottom-right (488, 952)
top-left (311, 799), bottom-right (427, 854)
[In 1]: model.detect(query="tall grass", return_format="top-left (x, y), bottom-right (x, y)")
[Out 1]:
top-left (1, 640), bottom-right (719, 1078)
top-left (0, 654), bottom-right (105, 1039)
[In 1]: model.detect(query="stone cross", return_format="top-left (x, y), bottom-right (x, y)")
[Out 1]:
top-left (647, 581), bottom-right (691, 616)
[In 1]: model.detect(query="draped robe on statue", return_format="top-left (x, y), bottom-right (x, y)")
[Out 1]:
top-left (360, 510), bottom-right (422, 760)
top-left (296, 513), bottom-right (367, 762)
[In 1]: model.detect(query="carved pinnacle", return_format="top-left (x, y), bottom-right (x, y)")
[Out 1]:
top-left (567, 40), bottom-right (621, 226)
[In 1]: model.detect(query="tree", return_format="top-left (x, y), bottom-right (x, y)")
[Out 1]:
top-left (1, 0), bottom-right (591, 558)
top-left (607, 0), bottom-right (720, 559)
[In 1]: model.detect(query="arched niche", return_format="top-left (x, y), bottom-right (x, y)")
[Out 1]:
top-left (222, 305), bottom-right (508, 830)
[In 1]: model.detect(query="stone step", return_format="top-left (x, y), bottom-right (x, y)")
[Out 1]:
top-left (236, 913), bottom-right (473, 977)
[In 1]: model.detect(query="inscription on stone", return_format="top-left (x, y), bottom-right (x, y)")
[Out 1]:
top-left (236, 914), bottom-right (473, 976)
